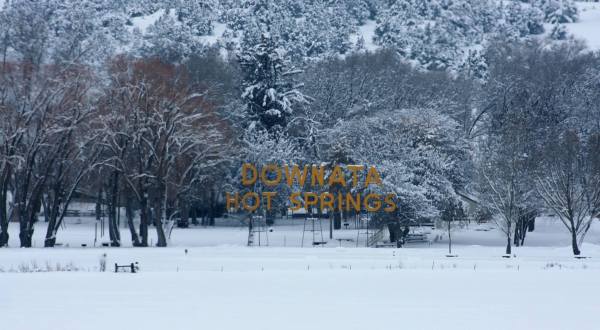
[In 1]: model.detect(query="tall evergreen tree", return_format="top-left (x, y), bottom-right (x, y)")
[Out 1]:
top-left (238, 0), bottom-right (308, 131)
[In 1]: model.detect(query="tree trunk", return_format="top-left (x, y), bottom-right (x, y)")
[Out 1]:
top-left (19, 202), bottom-right (39, 248)
top-left (0, 188), bottom-right (9, 247)
top-left (153, 195), bottom-right (167, 247)
top-left (190, 207), bottom-right (198, 226)
top-left (448, 219), bottom-right (452, 254)
top-left (19, 222), bottom-right (32, 247)
top-left (329, 212), bottom-right (333, 239)
top-left (44, 230), bottom-right (56, 247)
top-left (18, 192), bottom-right (42, 248)
top-left (519, 229), bottom-right (526, 246)
top-left (179, 203), bottom-right (189, 228)
top-left (125, 196), bottom-right (141, 246)
top-left (209, 190), bottom-right (216, 226)
top-left (107, 171), bottom-right (120, 247)
top-left (265, 208), bottom-right (275, 226)
top-left (333, 210), bottom-right (342, 230)
top-left (505, 235), bottom-right (512, 255)
top-left (43, 183), bottom-right (65, 247)
top-left (139, 195), bottom-right (149, 247)
top-left (0, 165), bottom-right (11, 246)
top-left (153, 214), bottom-right (167, 246)
top-left (528, 217), bottom-right (535, 232)
top-left (43, 194), bottom-right (59, 247)
top-left (17, 204), bottom-right (31, 247)
top-left (0, 218), bottom-right (8, 247)
top-left (41, 196), bottom-right (49, 223)
top-left (387, 223), bottom-right (399, 243)
top-left (571, 229), bottom-right (581, 256)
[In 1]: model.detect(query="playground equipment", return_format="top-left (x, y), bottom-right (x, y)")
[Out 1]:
top-left (301, 217), bottom-right (326, 247)
top-left (247, 215), bottom-right (269, 246)
top-left (356, 213), bottom-right (377, 247)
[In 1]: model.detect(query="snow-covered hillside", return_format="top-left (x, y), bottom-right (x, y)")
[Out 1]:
top-left (567, 2), bottom-right (600, 49)
top-left (123, 0), bottom-right (600, 68)
top-left (2, 0), bottom-right (599, 68)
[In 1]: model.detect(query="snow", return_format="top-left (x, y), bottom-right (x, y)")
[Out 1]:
top-left (3, 212), bottom-right (600, 249)
top-left (2, 246), bottom-right (600, 330)
top-left (2, 216), bottom-right (600, 329)
top-left (566, 2), bottom-right (600, 50)
top-left (5, 270), bottom-right (600, 330)
top-left (130, 8), bottom-right (228, 45)
top-left (130, 9), bottom-right (165, 33)
top-left (351, 20), bottom-right (379, 51)
top-left (108, 4), bottom-right (600, 59)
top-left (199, 22), bottom-right (227, 46)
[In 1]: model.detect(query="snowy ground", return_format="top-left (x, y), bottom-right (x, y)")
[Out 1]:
top-left (3, 211), bottom-right (600, 249)
top-left (567, 2), bottom-right (600, 50)
top-left (2, 216), bottom-right (600, 329)
top-left (350, 19), bottom-right (379, 51)
top-left (2, 264), bottom-right (600, 330)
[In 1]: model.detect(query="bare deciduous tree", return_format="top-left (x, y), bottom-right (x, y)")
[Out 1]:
top-left (537, 131), bottom-right (600, 256)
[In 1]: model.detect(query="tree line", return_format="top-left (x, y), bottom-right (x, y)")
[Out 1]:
top-left (0, 0), bottom-right (598, 255)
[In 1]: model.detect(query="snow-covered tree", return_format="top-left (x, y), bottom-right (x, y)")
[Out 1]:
top-left (374, 0), bottom-right (545, 70)
top-left (321, 106), bottom-right (469, 224)
top-left (142, 10), bottom-right (206, 63)
top-left (478, 131), bottom-right (538, 255)
top-left (238, 5), bottom-right (309, 131)
top-left (127, 0), bottom-right (165, 17)
top-left (535, 0), bottom-right (578, 24)
top-left (342, 0), bottom-right (373, 24)
top-left (550, 23), bottom-right (568, 40)
top-left (473, 40), bottom-right (596, 253)
top-left (537, 131), bottom-right (600, 256)
top-left (97, 57), bottom-right (231, 246)
top-left (175, 0), bottom-right (217, 36)
top-left (502, 1), bottom-right (545, 38)
top-left (460, 49), bottom-right (489, 82)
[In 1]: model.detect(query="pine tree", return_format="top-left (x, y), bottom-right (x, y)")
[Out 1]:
top-left (175, 0), bottom-right (217, 36)
top-left (460, 49), bottom-right (489, 83)
top-left (238, 0), bottom-right (308, 131)
top-left (142, 9), bottom-right (205, 62)
top-left (342, 0), bottom-right (372, 25)
top-left (504, 1), bottom-right (545, 37)
top-left (374, 0), bottom-right (547, 70)
top-left (550, 23), bottom-right (568, 40)
top-left (127, 0), bottom-right (164, 17)
top-left (535, 0), bottom-right (578, 24)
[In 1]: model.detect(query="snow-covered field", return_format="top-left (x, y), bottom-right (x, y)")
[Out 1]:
top-left (2, 261), bottom-right (600, 330)
top-left (2, 246), bottom-right (600, 330)
top-left (567, 2), bottom-right (600, 50)
top-left (2, 2), bottom-right (600, 329)
top-left (2, 217), bottom-right (600, 330)
top-left (3, 212), bottom-right (600, 248)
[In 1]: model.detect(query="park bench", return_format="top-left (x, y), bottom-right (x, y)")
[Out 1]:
top-left (404, 233), bottom-right (428, 243)
top-left (335, 238), bottom-right (353, 247)
top-left (114, 262), bottom-right (139, 273)
top-left (375, 242), bottom-right (397, 248)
